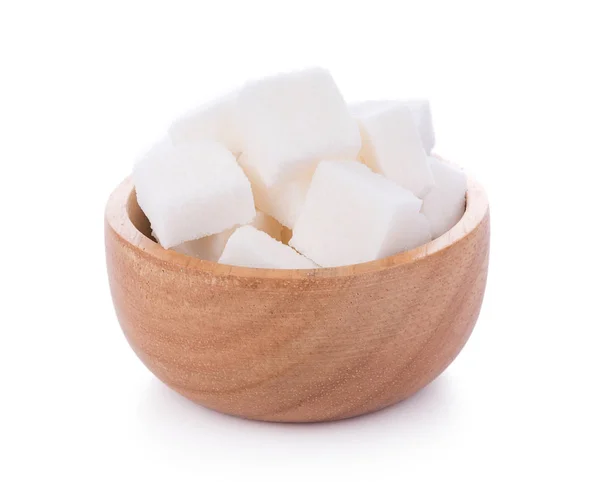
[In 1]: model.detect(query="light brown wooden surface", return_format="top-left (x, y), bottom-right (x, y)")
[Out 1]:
top-left (105, 175), bottom-right (490, 422)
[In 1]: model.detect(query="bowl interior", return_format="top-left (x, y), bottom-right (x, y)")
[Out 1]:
top-left (108, 175), bottom-right (488, 279)
top-left (127, 190), bottom-right (154, 242)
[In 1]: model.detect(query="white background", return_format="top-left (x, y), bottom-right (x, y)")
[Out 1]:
top-left (1, 1), bottom-right (599, 480)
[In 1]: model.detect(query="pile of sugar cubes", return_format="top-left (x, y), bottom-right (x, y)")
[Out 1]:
top-left (133, 67), bottom-right (467, 269)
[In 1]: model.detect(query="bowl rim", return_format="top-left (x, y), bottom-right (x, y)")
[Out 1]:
top-left (105, 164), bottom-right (488, 280)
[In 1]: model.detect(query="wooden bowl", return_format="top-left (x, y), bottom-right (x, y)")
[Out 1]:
top-left (105, 174), bottom-right (490, 422)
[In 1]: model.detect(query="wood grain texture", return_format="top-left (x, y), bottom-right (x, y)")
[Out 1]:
top-left (105, 173), bottom-right (490, 422)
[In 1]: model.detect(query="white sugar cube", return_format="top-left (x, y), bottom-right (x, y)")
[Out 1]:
top-left (238, 154), bottom-right (313, 229)
top-left (152, 228), bottom-right (233, 261)
top-left (382, 212), bottom-right (432, 254)
top-left (250, 211), bottom-right (284, 241)
top-left (236, 67), bottom-right (361, 186)
top-left (256, 177), bottom-right (312, 229)
top-left (219, 226), bottom-right (318, 269)
top-left (159, 213), bottom-right (281, 261)
top-left (171, 228), bottom-right (235, 261)
top-left (421, 157), bottom-right (467, 239)
top-left (290, 160), bottom-right (431, 267)
top-left (133, 139), bottom-right (255, 248)
top-left (168, 93), bottom-right (242, 154)
top-left (350, 99), bottom-right (435, 154)
top-left (403, 99), bottom-right (435, 155)
top-left (353, 102), bottom-right (434, 198)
